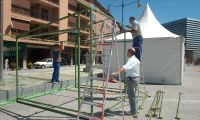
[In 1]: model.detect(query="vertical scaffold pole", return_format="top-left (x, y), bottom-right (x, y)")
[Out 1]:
top-left (75, 43), bottom-right (77, 87)
top-left (16, 37), bottom-right (19, 101)
top-left (122, 0), bottom-right (127, 92)
top-left (77, 13), bottom-right (81, 109)
top-left (89, 8), bottom-right (94, 115)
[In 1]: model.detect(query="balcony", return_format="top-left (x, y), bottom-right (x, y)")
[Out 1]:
top-left (80, 14), bottom-right (90, 22)
top-left (11, 5), bottom-right (30, 16)
top-left (31, 0), bottom-right (59, 8)
top-left (68, 3), bottom-right (77, 13)
top-left (77, 0), bottom-right (91, 7)
top-left (47, 0), bottom-right (59, 5)
top-left (30, 9), bottom-right (58, 26)
top-left (68, 38), bottom-right (89, 46)
top-left (77, 3), bottom-right (90, 21)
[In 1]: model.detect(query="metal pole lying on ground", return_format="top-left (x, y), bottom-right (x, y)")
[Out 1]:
top-left (139, 91), bottom-right (148, 110)
top-left (175, 92), bottom-right (182, 120)
top-left (158, 91), bottom-right (165, 119)
top-left (152, 90), bottom-right (161, 117)
top-left (146, 90), bottom-right (163, 118)
top-left (146, 91), bottom-right (159, 117)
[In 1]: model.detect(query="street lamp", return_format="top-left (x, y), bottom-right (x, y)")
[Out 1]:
top-left (136, 0), bottom-right (143, 8)
top-left (108, 0), bottom-right (143, 30)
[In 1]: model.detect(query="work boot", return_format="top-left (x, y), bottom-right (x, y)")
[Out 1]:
top-left (133, 113), bottom-right (138, 118)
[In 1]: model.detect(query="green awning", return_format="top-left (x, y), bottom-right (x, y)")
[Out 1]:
top-left (3, 41), bottom-right (25, 56)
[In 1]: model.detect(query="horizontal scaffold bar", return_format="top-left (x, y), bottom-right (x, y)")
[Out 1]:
top-left (77, 0), bottom-right (113, 20)
top-left (0, 33), bottom-right (16, 37)
top-left (17, 9), bottom-right (88, 39)
top-left (18, 98), bottom-right (78, 113)
top-left (21, 29), bottom-right (77, 39)
top-left (77, 0), bottom-right (129, 29)
top-left (17, 98), bottom-right (77, 117)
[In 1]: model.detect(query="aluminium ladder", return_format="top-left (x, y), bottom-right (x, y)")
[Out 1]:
top-left (77, 20), bottom-right (125, 120)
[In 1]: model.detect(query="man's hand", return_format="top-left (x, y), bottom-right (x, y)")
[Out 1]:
top-left (60, 41), bottom-right (64, 45)
top-left (59, 41), bottom-right (64, 51)
top-left (110, 72), bottom-right (118, 78)
top-left (125, 25), bottom-right (131, 29)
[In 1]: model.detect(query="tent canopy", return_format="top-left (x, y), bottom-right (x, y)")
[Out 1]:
top-left (109, 3), bottom-right (179, 40)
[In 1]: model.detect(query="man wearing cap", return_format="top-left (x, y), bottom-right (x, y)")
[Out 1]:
top-left (110, 48), bottom-right (140, 118)
top-left (127, 16), bottom-right (143, 61)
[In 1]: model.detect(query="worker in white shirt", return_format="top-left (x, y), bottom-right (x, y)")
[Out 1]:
top-left (110, 48), bottom-right (140, 118)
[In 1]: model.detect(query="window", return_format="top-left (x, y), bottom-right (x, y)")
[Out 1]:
top-left (11, 28), bottom-right (28, 35)
top-left (68, 32), bottom-right (77, 42)
top-left (11, 5), bottom-right (30, 15)
top-left (47, 59), bottom-right (52, 62)
top-left (41, 8), bottom-right (49, 21)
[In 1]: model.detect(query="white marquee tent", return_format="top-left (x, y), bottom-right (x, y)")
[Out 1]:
top-left (104, 4), bottom-right (185, 85)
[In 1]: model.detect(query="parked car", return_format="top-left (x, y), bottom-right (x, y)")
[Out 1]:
top-left (34, 58), bottom-right (53, 69)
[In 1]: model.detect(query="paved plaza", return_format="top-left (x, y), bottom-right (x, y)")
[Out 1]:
top-left (0, 65), bottom-right (88, 91)
top-left (0, 65), bottom-right (200, 120)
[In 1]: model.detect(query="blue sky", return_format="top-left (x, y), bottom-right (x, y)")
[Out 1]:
top-left (98, 0), bottom-right (200, 25)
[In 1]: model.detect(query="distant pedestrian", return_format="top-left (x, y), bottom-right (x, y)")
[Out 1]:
top-left (110, 48), bottom-right (140, 118)
top-left (81, 50), bottom-right (87, 64)
top-left (51, 42), bottom-right (64, 83)
top-left (127, 16), bottom-right (143, 61)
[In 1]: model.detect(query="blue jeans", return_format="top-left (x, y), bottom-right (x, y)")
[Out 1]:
top-left (51, 62), bottom-right (61, 82)
top-left (127, 77), bottom-right (139, 114)
top-left (132, 36), bottom-right (143, 61)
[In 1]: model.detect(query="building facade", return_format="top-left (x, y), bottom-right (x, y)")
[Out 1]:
top-left (163, 18), bottom-right (200, 63)
top-left (1, 0), bottom-right (119, 69)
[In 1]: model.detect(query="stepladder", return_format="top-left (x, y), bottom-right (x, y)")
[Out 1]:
top-left (77, 20), bottom-right (125, 120)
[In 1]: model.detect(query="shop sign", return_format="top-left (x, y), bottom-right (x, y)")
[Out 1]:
top-left (3, 41), bottom-right (25, 56)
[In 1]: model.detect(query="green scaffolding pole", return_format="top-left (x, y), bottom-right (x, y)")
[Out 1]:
top-left (75, 43), bottom-right (77, 87)
top-left (77, 13), bottom-right (81, 109)
top-left (21, 29), bottom-right (77, 39)
top-left (11, 1), bottom-right (129, 117)
top-left (16, 36), bottom-right (19, 101)
top-left (13, 10), bottom-right (86, 116)
top-left (89, 8), bottom-right (94, 115)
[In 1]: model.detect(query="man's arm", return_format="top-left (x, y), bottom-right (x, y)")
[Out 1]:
top-left (60, 42), bottom-right (64, 51)
top-left (126, 21), bottom-right (139, 33)
top-left (110, 67), bottom-right (125, 78)
top-left (127, 29), bottom-right (135, 33)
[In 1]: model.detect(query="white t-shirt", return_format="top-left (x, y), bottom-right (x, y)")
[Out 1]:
top-left (122, 55), bottom-right (140, 78)
top-left (130, 20), bottom-right (142, 38)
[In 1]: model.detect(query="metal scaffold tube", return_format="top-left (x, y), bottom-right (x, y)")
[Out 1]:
top-left (18, 9), bottom-right (89, 39)
top-left (21, 29), bottom-right (77, 39)
top-left (89, 8), bottom-right (94, 115)
top-left (12, 0), bottom-right (136, 118)
top-left (16, 36), bottom-right (19, 101)
top-left (175, 92), bottom-right (183, 120)
top-left (0, 0), bottom-right (3, 83)
top-left (77, 13), bottom-right (81, 109)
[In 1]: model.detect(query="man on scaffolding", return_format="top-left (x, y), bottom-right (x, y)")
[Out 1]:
top-left (127, 16), bottom-right (143, 61)
top-left (110, 48), bottom-right (140, 118)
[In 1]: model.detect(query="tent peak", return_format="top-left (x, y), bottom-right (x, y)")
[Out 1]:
top-left (138, 4), bottom-right (179, 38)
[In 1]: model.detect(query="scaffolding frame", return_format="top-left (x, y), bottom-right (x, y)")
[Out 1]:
top-left (0, 3), bottom-right (149, 120)
top-left (12, 1), bottom-right (125, 117)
